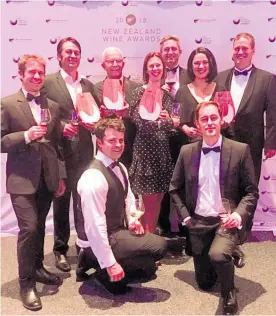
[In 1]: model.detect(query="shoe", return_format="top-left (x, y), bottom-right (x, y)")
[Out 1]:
top-left (20, 286), bottom-right (42, 311)
top-left (36, 266), bottom-right (62, 285)
top-left (232, 249), bottom-right (245, 268)
top-left (223, 288), bottom-right (238, 315)
top-left (55, 254), bottom-right (71, 272)
top-left (94, 271), bottom-right (131, 295)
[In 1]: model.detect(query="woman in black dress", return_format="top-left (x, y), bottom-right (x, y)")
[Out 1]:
top-left (129, 52), bottom-right (179, 233)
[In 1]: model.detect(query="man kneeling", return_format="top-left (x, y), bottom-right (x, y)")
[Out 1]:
top-left (76, 117), bottom-right (167, 294)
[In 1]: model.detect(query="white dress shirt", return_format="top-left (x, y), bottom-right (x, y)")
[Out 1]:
top-left (22, 88), bottom-right (41, 144)
top-left (60, 68), bottom-right (83, 107)
top-left (230, 64), bottom-right (252, 114)
top-left (77, 151), bottom-right (137, 269)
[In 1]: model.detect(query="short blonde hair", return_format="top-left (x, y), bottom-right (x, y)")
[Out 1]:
top-left (18, 54), bottom-right (46, 73)
top-left (233, 32), bottom-right (255, 49)
top-left (160, 34), bottom-right (181, 50)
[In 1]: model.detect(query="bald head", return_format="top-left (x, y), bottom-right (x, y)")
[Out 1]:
top-left (101, 47), bottom-right (125, 79)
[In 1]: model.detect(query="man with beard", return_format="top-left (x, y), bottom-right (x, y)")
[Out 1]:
top-left (43, 37), bottom-right (96, 273)
top-left (93, 47), bottom-right (141, 170)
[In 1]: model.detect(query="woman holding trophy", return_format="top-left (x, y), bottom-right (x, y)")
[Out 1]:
top-left (129, 52), bottom-right (180, 234)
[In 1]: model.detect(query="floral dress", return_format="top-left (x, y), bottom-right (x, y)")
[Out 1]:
top-left (129, 86), bottom-right (174, 195)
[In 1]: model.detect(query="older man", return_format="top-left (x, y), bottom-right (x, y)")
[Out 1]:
top-left (94, 47), bottom-right (141, 169)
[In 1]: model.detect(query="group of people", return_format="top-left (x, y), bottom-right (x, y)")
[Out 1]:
top-left (1, 32), bottom-right (275, 315)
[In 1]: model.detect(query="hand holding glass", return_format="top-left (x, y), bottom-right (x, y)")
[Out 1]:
top-left (218, 198), bottom-right (231, 233)
top-left (130, 196), bottom-right (145, 222)
top-left (37, 108), bottom-right (51, 143)
top-left (70, 110), bottom-right (79, 141)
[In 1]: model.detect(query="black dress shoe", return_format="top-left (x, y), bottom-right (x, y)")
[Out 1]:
top-left (223, 288), bottom-right (238, 315)
top-left (55, 254), bottom-right (71, 272)
top-left (232, 248), bottom-right (245, 268)
top-left (36, 266), bottom-right (62, 285)
top-left (20, 286), bottom-right (42, 311)
top-left (94, 271), bottom-right (131, 295)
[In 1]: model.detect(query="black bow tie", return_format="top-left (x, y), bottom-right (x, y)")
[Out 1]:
top-left (167, 66), bottom-right (178, 74)
top-left (202, 146), bottom-right (221, 155)
top-left (26, 93), bottom-right (41, 105)
top-left (234, 68), bottom-right (252, 76)
top-left (109, 161), bottom-right (120, 169)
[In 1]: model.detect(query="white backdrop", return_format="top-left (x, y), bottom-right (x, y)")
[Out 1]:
top-left (1, 0), bottom-right (276, 235)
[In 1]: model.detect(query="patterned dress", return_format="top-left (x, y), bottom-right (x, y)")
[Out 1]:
top-left (129, 86), bottom-right (174, 195)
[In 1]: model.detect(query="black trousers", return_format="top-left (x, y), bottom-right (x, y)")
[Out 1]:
top-left (10, 176), bottom-right (53, 287)
top-left (80, 229), bottom-right (167, 272)
top-left (187, 215), bottom-right (238, 297)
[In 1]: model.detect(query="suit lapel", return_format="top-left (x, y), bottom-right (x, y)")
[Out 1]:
top-left (236, 65), bottom-right (257, 116)
top-left (224, 68), bottom-right (234, 91)
top-left (220, 137), bottom-right (232, 198)
top-left (16, 90), bottom-right (37, 127)
top-left (55, 71), bottom-right (74, 108)
top-left (80, 78), bottom-right (90, 93)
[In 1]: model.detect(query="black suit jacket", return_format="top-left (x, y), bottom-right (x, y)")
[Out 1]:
top-left (43, 72), bottom-right (95, 188)
top-left (1, 90), bottom-right (64, 194)
top-left (216, 66), bottom-right (276, 181)
top-left (169, 137), bottom-right (259, 243)
top-left (178, 66), bottom-right (190, 86)
top-left (94, 77), bottom-right (141, 169)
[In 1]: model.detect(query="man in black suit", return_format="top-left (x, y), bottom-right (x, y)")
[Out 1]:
top-left (93, 47), bottom-right (140, 170)
top-left (1, 55), bottom-right (66, 311)
top-left (43, 37), bottom-right (96, 272)
top-left (216, 33), bottom-right (276, 263)
top-left (169, 101), bottom-right (259, 315)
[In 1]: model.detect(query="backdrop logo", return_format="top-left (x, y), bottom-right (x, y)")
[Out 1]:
top-left (121, 1), bottom-right (128, 6)
top-left (233, 17), bottom-right (250, 25)
top-left (10, 18), bottom-right (27, 26)
top-left (157, 0), bottom-right (162, 3)
top-left (270, 1), bottom-right (276, 5)
top-left (48, 56), bottom-right (55, 60)
top-left (12, 75), bottom-right (17, 79)
top-left (126, 14), bottom-right (136, 26)
top-left (268, 17), bottom-right (276, 22)
top-left (87, 57), bottom-right (94, 63)
top-left (9, 38), bottom-right (15, 42)
top-left (195, 1), bottom-right (203, 5)
top-left (47, 1), bottom-right (55, 6)
top-left (262, 206), bottom-right (269, 212)
top-left (45, 18), bottom-right (68, 24)
top-left (10, 20), bottom-right (18, 25)
top-left (195, 36), bottom-right (212, 45)
top-left (269, 36), bottom-right (276, 42)
top-left (50, 38), bottom-right (57, 44)
top-left (266, 54), bottom-right (276, 59)
top-left (8, 38), bottom-right (31, 42)
top-left (194, 18), bottom-right (216, 23)
top-left (195, 0), bottom-right (212, 6)
top-left (13, 57), bottom-right (20, 63)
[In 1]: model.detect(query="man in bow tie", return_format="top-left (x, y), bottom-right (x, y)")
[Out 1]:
top-left (169, 101), bottom-right (258, 315)
top-left (75, 117), bottom-right (167, 295)
top-left (216, 32), bottom-right (276, 265)
top-left (1, 55), bottom-right (66, 311)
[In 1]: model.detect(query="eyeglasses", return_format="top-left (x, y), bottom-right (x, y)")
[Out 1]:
top-left (104, 59), bottom-right (124, 66)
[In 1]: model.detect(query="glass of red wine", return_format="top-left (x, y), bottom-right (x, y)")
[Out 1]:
top-left (37, 108), bottom-right (51, 143)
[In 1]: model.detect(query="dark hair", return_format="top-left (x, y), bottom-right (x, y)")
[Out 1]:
top-left (233, 32), bottom-right (255, 49)
top-left (194, 101), bottom-right (222, 122)
top-left (187, 47), bottom-right (217, 83)
top-left (56, 37), bottom-right (82, 67)
top-left (142, 52), bottom-right (166, 83)
top-left (95, 117), bottom-right (125, 140)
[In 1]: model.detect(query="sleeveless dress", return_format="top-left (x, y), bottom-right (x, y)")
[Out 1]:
top-left (129, 86), bottom-right (174, 195)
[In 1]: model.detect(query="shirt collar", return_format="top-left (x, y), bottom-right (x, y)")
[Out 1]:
top-left (202, 135), bottom-right (222, 148)
top-left (95, 151), bottom-right (118, 168)
top-left (60, 68), bottom-right (84, 83)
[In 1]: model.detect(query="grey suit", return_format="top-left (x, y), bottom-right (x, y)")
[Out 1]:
top-left (43, 71), bottom-right (95, 254)
top-left (169, 137), bottom-right (259, 296)
top-left (1, 90), bottom-right (64, 285)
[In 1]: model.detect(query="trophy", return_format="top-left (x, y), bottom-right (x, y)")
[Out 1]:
top-left (76, 92), bottom-right (100, 124)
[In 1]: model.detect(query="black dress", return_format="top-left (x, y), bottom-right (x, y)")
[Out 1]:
top-left (129, 86), bottom-right (174, 195)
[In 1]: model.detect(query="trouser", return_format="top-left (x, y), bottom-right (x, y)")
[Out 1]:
top-left (10, 176), bottom-right (53, 287)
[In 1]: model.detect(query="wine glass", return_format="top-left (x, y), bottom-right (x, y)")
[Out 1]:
top-left (37, 108), bottom-right (51, 143)
top-left (130, 196), bottom-right (145, 222)
top-left (171, 103), bottom-right (181, 132)
top-left (70, 110), bottom-right (79, 141)
top-left (218, 198), bottom-right (231, 234)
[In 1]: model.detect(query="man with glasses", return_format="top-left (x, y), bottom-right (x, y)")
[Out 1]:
top-left (94, 47), bottom-right (141, 169)
top-left (43, 37), bottom-right (96, 273)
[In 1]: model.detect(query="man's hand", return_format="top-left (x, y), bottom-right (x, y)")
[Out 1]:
top-left (128, 220), bottom-right (145, 235)
top-left (264, 149), bottom-right (276, 159)
top-left (106, 262), bottom-right (125, 282)
top-left (27, 126), bottom-right (47, 141)
top-left (55, 179), bottom-right (66, 197)
top-left (182, 125), bottom-right (202, 138)
top-left (221, 213), bottom-right (241, 229)
top-left (63, 123), bottom-right (78, 138)
top-left (79, 120), bottom-right (96, 131)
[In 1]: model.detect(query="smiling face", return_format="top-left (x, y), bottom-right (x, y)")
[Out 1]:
top-left (192, 53), bottom-right (210, 80)
top-left (58, 41), bottom-right (81, 73)
top-left (195, 104), bottom-right (222, 143)
top-left (19, 60), bottom-right (45, 94)
top-left (147, 56), bottom-right (164, 82)
top-left (97, 128), bottom-right (125, 161)
top-left (102, 48), bottom-right (124, 79)
top-left (160, 39), bottom-right (182, 69)
top-left (232, 36), bottom-right (255, 70)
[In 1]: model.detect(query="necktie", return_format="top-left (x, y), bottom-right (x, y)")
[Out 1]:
top-left (202, 146), bottom-right (221, 155)
top-left (109, 161), bottom-right (120, 169)
top-left (233, 68), bottom-right (252, 76)
top-left (26, 93), bottom-right (41, 105)
top-left (167, 66), bottom-right (178, 74)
